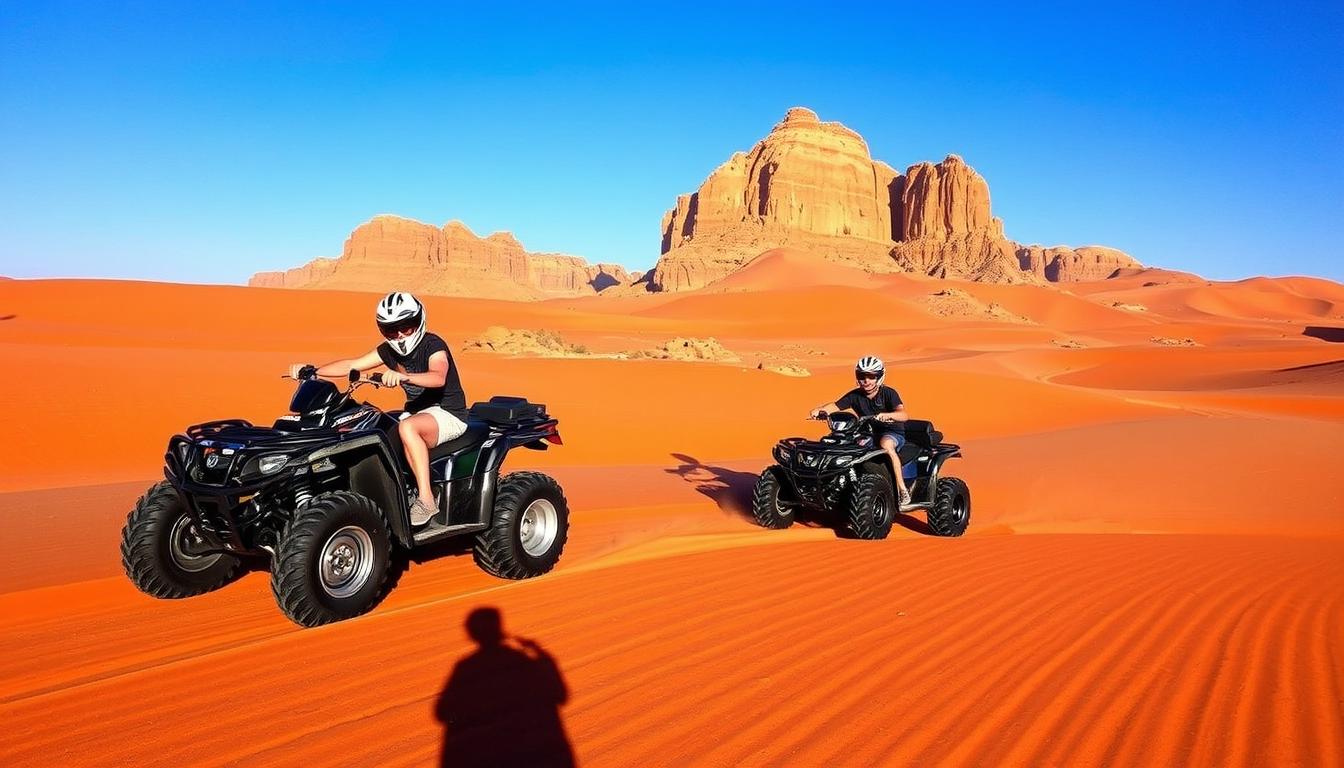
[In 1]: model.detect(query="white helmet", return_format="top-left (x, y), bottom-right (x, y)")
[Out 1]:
top-left (376, 292), bottom-right (426, 357)
top-left (855, 355), bottom-right (885, 387)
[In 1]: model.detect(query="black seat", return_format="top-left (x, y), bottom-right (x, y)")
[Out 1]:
top-left (897, 443), bottom-right (924, 464)
top-left (429, 421), bottom-right (491, 461)
top-left (896, 420), bottom-right (943, 448)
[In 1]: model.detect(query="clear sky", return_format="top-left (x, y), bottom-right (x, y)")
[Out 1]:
top-left (2, 1), bottom-right (1341, 283)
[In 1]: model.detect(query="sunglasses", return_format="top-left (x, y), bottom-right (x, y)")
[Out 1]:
top-left (856, 373), bottom-right (879, 381)
top-left (379, 318), bottom-right (419, 339)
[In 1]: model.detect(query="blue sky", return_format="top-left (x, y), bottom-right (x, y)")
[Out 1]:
top-left (2, 1), bottom-right (1341, 283)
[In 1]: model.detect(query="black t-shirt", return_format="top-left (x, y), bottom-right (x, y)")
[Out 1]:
top-left (836, 385), bottom-right (903, 418)
top-left (377, 332), bottom-right (469, 420)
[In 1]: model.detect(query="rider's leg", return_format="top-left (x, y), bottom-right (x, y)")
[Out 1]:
top-left (879, 433), bottom-right (912, 506)
top-left (398, 413), bottom-right (439, 507)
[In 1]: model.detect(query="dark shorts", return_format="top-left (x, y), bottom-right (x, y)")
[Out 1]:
top-left (874, 426), bottom-right (906, 449)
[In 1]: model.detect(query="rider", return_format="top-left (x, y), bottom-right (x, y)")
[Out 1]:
top-left (809, 355), bottom-right (913, 509)
top-left (290, 292), bottom-right (469, 525)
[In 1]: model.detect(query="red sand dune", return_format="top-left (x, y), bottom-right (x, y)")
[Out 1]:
top-left (705, 247), bottom-right (890, 292)
top-left (2, 275), bottom-right (1342, 766)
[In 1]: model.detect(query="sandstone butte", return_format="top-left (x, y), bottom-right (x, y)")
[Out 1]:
top-left (249, 216), bottom-right (634, 300)
top-left (652, 107), bottom-right (1140, 291)
top-left (251, 107), bottom-right (1139, 297)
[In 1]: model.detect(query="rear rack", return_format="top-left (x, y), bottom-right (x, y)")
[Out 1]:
top-left (469, 396), bottom-right (548, 425)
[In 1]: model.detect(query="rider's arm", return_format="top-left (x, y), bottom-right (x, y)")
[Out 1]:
top-left (401, 350), bottom-right (449, 389)
top-left (314, 349), bottom-right (384, 378)
top-left (810, 401), bottom-right (841, 418)
top-left (877, 404), bottom-right (909, 423)
top-left (816, 389), bottom-right (860, 417)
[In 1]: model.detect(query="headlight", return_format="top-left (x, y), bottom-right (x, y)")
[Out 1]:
top-left (774, 447), bottom-right (793, 463)
top-left (835, 455), bottom-right (853, 466)
top-left (256, 454), bottom-right (290, 475)
top-left (174, 440), bottom-right (191, 463)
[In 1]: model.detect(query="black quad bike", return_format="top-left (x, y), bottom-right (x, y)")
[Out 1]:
top-left (751, 412), bottom-right (970, 540)
top-left (120, 370), bottom-right (569, 627)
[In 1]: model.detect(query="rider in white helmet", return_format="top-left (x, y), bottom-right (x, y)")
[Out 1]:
top-left (290, 291), bottom-right (469, 526)
top-left (809, 355), bottom-right (914, 509)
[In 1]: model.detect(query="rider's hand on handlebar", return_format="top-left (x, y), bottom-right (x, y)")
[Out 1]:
top-left (289, 363), bottom-right (318, 380)
top-left (810, 409), bottom-right (827, 420)
top-left (380, 370), bottom-right (405, 388)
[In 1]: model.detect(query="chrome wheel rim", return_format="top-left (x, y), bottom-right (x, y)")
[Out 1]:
top-left (169, 514), bottom-right (223, 572)
top-left (320, 526), bottom-right (374, 598)
top-left (519, 499), bottom-right (559, 557)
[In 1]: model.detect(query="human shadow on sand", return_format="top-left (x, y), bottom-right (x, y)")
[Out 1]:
top-left (435, 607), bottom-right (575, 768)
top-left (666, 452), bottom-right (934, 537)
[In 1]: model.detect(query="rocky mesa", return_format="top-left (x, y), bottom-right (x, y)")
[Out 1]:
top-left (249, 215), bottom-right (632, 300)
top-left (651, 107), bottom-right (1139, 291)
top-left (252, 107), bottom-right (1139, 298)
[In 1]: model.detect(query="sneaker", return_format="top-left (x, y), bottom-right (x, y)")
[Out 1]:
top-left (409, 497), bottom-right (437, 526)
top-left (897, 486), bottom-right (913, 509)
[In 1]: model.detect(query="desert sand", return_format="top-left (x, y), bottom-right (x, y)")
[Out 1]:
top-left (2, 266), bottom-right (1342, 766)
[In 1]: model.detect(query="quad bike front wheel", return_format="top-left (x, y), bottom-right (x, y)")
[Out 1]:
top-left (751, 467), bottom-right (796, 529)
top-left (271, 491), bottom-right (392, 627)
top-left (121, 481), bottom-right (241, 598)
top-left (475, 471), bottom-right (569, 579)
top-left (928, 476), bottom-right (971, 536)
top-left (846, 467), bottom-right (895, 540)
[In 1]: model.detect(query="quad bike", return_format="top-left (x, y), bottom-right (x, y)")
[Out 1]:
top-left (751, 412), bottom-right (970, 540)
top-left (120, 370), bottom-right (569, 627)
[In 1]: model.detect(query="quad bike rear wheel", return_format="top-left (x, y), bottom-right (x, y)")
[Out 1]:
top-left (928, 476), bottom-right (971, 537)
top-left (475, 471), bottom-right (569, 579)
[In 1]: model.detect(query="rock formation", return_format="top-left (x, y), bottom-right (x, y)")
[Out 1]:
top-left (655, 108), bottom-right (898, 291)
top-left (650, 107), bottom-right (1139, 290)
top-left (628, 337), bottom-right (739, 362)
top-left (253, 107), bottom-right (1139, 299)
top-left (249, 215), bottom-right (631, 299)
top-left (1016, 245), bottom-right (1141, 282)
top-left (463, 326), bottom-right (588, 357)
top-left (757, 363), bottom-right (811, 377)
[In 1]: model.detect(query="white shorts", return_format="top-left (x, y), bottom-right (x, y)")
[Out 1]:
top-left (400, 406), bottom-right (469, 446)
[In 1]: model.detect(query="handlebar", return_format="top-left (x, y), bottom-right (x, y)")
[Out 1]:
top-left (282, 368), bottom-right (386, 388)
top-left (346, 372), bottom-right (385, 389)
top-left (810, 411), bottom-right (880, 424)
